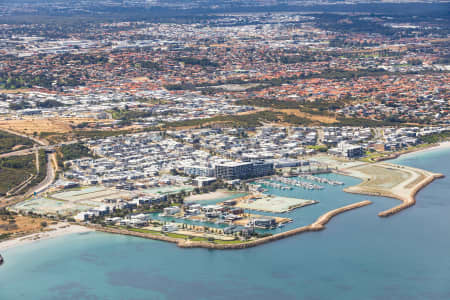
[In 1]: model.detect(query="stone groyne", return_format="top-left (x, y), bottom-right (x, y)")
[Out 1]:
top-left (377, 173), bottom-right (444, 217)
top-left (339, 164), bottom-right (445, 218)
top-left (92, 200), bottom-right (372, 250)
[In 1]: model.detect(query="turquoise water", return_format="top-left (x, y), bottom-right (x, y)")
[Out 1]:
top-left (1, 148), bottom-right (450, 300)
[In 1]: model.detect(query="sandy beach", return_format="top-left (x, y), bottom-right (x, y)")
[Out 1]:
top-left (0, 224), bottom-right (93, 251)
top-left (397, 141), bottom-right (450, 158)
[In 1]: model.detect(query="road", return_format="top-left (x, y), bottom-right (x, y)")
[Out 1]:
top-left (0, 152), bottom-right (57, 208)
top-left (0, 141), bottom-right (77, 159)
top-left (0, 147), bottom-right (35, 158)
top-left (27, 152), bottom-right (57, 196)
top-left (0, 128), bottom-right (48, 146)
top-left (0, 129), bottom-right (61, 207)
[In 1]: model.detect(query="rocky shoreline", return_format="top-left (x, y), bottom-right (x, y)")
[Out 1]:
top-left (377, 173), bottom-right (444, 217)
top-left (341, 163), bottom-right (444, 217)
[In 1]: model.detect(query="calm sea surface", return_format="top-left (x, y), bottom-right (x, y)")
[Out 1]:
top-left (1, 147), bottom-right (449, 300)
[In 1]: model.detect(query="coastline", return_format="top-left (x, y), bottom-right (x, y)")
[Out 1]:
top-left (392, 140), bottom-right (450, 159)
top-left (375, 141), bottom-right (449, 216)
top-left (92, 200), bottom-right (372, 250)
top-left (375, 141), bottom-right (450, 162)
top-left (1, 141), bottom-right (447, 251)
top-left (0, 224), bottom-right (93, 251)
top-left (340, 160), bottom-right (445, 217)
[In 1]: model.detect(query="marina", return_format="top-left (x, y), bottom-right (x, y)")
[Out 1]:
top-left (254, 173), bottom-right (345, 192)
top-left (267, 176), bottom-right (324, 190)
top-left (297, 174), bottom-right (345, 186)
top-left (1, 146), bottom-right (449, 300)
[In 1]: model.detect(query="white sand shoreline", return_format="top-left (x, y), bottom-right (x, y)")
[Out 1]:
top-left (395, 141), bottom-right (450, 160)
top-left (0, 224), bottom-right (93, 251)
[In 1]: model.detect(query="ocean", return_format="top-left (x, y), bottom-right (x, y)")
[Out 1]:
top-left (1, 146), bottom-right (449, 300)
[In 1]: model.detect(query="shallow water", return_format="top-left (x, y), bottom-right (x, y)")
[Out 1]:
top-left (1, 147), bottom-right (449, 300)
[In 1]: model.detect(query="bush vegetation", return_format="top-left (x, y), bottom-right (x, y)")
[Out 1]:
top-left (0, 130), bottom-right (34, 154)
top-left (60, 143), bottom-right (93, 161)
top-left (420, 131), bottom-right (450, 144)
top-left (0, 154), bottom-right (36, 196)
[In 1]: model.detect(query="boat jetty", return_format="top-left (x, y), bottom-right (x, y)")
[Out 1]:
top-left (255, 174), bottom-right (344, 191)
top-left (270, 176), bottom-right (324, 190)
top-left (254, 180), bottom-right (292, 190)
top-left (298, 174), bottom-right (344, 186)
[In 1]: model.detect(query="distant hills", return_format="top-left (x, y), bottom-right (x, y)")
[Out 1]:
top-left (1, 0), bottom-right (449, 22)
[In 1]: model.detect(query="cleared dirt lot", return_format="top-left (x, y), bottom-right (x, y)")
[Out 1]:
top-left (0, 118), bottom-right (72, 134)
top-left (236, 108), bottom-right (337, 124)
top-left (277, 109), bottom-right (337, 124)
top-left (352, 164), bottom-right (411, 189)
top-left (0, 117), bottom-right (114, 135)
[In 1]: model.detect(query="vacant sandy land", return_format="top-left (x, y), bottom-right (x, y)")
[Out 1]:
top-left (341, 162), bottom-right (444, 217)
top-left (0, 89), bottom-right (30, 94)
top-left (0, 117), bottom-right (114, 136)
top-left (0, 118), bottom-right (72, 134)
top-left (353, 164), bottom-right (411, 189)
top-left (132, 76), bottom-right (150, 82)
top-left (277, 108), bottom-right (337, 124)
top-left (60, 117), bottom-right (113, 125)
top-left (235, 196), bottom-right (317, 213)
top-left (185, 190), bottom-right (237, 202)
top-left (236, 107), bottom-right (337, 124)
top-left (0, 215), bottom-right (48, 235)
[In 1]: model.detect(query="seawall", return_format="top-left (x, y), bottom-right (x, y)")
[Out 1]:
top-left (92, 200), bottom-right (372, 250)
top-left (342, 171), bottom-right (444, 218)
top-left (377, 173), bottom-right (444, 217)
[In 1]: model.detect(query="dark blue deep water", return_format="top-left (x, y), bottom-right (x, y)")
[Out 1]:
top-left (1, 147), bottom-right (449, 300)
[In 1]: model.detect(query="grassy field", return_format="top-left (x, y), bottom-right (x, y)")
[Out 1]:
top-left (0, 130), bottom-right (34, 154)
top-left (0, 154), bottom-right (36, 196)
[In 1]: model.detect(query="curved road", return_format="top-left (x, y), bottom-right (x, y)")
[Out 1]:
top-left (0, 129), bottom-right (59, 207)
top-left (31, 153), bottom-right (57, 196)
